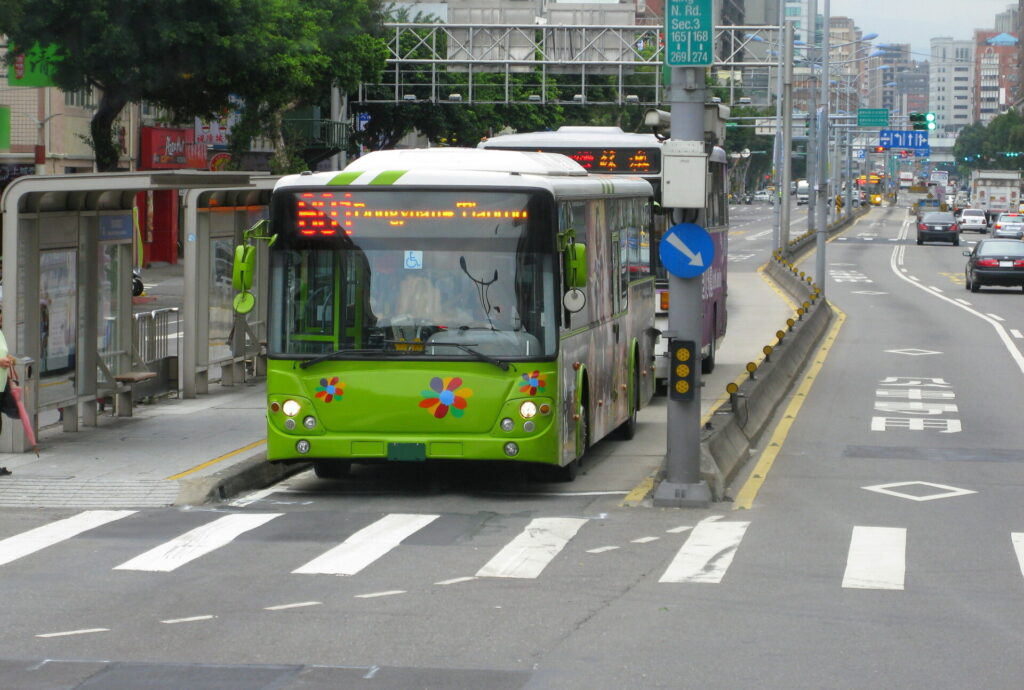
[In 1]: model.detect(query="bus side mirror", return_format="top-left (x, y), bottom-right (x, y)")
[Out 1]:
top-left (232, 244), bottom-right (256, 292)
top-left (565, 243), bottom-right (587, 289)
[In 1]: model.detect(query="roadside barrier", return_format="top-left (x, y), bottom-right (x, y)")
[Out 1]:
top-left (693, 206), bottom-right (866, 500)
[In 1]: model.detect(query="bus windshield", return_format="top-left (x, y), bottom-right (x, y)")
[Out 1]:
top-left (268, 188), bottom-right (558, 360)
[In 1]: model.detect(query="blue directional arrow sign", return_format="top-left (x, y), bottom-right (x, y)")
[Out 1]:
top-left (879, 129), bottom-right (929, 150)
top-left (659, 223), bottom-right (714, 279)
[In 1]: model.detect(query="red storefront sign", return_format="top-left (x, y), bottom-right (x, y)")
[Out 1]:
top-left (139, 126), bottom-right (207, 170)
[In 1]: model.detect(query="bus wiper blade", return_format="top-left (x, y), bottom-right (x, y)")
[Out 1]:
top-left (428, 342), bottom-right (509, 371)
top-left (299, 348), bottom-right (400, 369)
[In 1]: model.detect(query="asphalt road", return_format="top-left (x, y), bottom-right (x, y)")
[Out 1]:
top-left (16, 201), bottom-right (1017, 690)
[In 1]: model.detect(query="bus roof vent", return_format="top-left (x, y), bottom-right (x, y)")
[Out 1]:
top-left (343, 147), bottom-right (589, 177)
top-left (556, 126), bottom-right (625, 134)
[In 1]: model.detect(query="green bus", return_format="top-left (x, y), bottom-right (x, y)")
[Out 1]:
top-left (247, 147), bottom-right (657, 480)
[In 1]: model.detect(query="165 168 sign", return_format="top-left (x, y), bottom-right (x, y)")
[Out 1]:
top-left (665, 0), bottom-right (713, 67)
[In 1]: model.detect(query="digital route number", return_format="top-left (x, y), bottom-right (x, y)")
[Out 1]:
top-left (665, 0), bottom-right (713, 67)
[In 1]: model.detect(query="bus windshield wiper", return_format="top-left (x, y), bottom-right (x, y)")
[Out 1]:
top-left (428, 342), bottom-right (509, 371)
top-left (298, 348), bottom-right (402, 369)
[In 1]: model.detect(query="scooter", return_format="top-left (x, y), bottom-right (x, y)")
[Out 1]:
top-left (132, 268), bottom-right (144, 297)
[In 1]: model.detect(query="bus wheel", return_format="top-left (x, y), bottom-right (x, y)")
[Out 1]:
top-left (313, 460), bottom-right (351, 479)
top-left (617, 370), bottom-right (638, 440)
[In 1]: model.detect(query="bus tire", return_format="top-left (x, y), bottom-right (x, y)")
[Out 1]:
top-left (313, 460), bottom-right (351, 479)
top-left (617, 363), bottom-right (638, 440)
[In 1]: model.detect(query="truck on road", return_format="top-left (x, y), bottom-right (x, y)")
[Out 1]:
top-left (970, 170), bottom-right (1022, 223)
top-left (899, 172), bottom-right (914, 189)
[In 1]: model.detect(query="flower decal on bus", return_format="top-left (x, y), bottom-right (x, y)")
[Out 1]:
top-left (315, 377), bottom-right (344, 403)
top-left (419, 376), bottom-right (473, 419)
top-left (519, 371), bottom-right (546, 395)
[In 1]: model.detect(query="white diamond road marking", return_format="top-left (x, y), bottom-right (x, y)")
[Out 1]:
top-left (862, 481), bottom-right (977, 502)
top-left (0, 510), bottom-right (136, 567)
top-left (884, 348), bottom-right (942, 356)
top-left (659, 519), bottom-right (750, 584)
top-left (293, 513), bottom-right (439, 576)
top-left (476, 517), bottom-right (587, 579)
top-left (843, 526), bottom-right (905, 590)
top-left (115, 513), bottom-right (283, 572)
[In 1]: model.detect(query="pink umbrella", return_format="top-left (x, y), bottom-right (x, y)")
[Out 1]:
top-left (8, 369), bottom-right (38, 457)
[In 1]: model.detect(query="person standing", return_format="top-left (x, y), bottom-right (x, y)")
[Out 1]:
top-left (0, 309), bottom-right (16, 476)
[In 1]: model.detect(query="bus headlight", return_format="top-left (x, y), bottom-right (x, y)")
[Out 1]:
top-left (500, 418), bottom-right (515, 432)
top-left (284, 418), bottom-right (296, 431)
top-left (296, 440), bottom-right (311, 454)
top-left (503, 442), bottom-right (519, 457)
top-left (519, 401), bottom-right (537, 419)
top-left (282, 400), bottom-right (302, 417)
top-left (523, 421), bottom-right (536, 433)
top-left (303, 416), bottom-right (317, 430)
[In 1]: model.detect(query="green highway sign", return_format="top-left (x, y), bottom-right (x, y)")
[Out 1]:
top-left (665, 0), bottom-right (714, 67)
top-left (858, 108), bottom-right (889, 127)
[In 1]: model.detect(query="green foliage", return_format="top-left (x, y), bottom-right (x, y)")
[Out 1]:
top-left (953, 110), bottom-right (1024, 173)
top-left (0, 0), bottom-right (387, 171)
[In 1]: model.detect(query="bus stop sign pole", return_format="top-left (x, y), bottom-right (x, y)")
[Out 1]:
top-left (652, 17), bottom-right (713, 507)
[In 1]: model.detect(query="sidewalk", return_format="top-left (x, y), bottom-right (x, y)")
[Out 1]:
top-left (0, 259), bottom-right (795, 508)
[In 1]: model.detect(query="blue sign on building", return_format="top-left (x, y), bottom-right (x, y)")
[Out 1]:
top-left (659, 223), bottom-right (714, 279)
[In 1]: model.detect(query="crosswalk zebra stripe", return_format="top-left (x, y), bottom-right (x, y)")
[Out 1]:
top-left (843, 526), bottom-right (906, 590)
top-left (0, 510), bottom-right (136, 567)
top-left (658, 519), bottom-right (750, 584)
top-left (114, 513), bottom-right (282, 572)
top-left (1012, 533), bottom-right (1024, 578)
top-left (476, 517), bottom-right (588, 579)
top-left (292, 513), bottom-right (440, 576)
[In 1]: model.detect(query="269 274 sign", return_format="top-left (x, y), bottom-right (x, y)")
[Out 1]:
top-left (665, 0), bottom-right (713, 67)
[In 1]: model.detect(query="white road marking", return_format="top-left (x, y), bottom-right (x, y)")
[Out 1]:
top-left (293, 513), bottom-right (439, 576)
top-left (666, 526), bottom-right (693, 534)
top-left (1012, 329), bottom-right (1024, 339)
top-left (842, 526), bottom-right (905, 590)
top-left (228, 487), bottom-right (279, 507)
top-left (587, 546), bottom-right (620, 554)
top-left (114, 513), bottom-right (281, 572)
top-left (37, 628), bottom-right (109, 638)
top-left (908, 276), bottom-right (919, 281)
top-left (659, 519), bottom-right (750, 584)
top-left (476, 517), bottom-right (587, 579)
top-left (1013, 533), bottom-right (1024, 578)
top-left (986, 313), bottom-right (1005, 322)
top-left (929, 286), bottom-right (944, 292)
top-left (955, 298), bottom-right (971, 305)
top-left (632, 536), bottom-right (659, 544)
top-left (160, 615), bottom-right (216, 624)
top-left (0, 510), bottom-right (136, 567)
top-left (265, 601), bottom-right (322, 611)
top-left (355, 590), bottom-right (405, 598)
top-left (862, 481), bottom-right (976, 502)
top-left (435, 576), bottom-right (477, 585)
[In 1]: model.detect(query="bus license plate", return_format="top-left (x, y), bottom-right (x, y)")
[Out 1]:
top-left (388, 443), bottom-right (426, 462)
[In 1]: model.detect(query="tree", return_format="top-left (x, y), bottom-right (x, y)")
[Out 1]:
top-left (0, 0), bottom-right (387, 172)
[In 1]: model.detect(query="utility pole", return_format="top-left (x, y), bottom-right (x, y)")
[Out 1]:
top-left (815, 0), bottom-right (831, 293)
top-left (780, 22), bottom-right (795, 249)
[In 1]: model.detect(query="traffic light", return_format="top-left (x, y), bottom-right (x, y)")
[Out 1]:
top-left (873, 146), bottom-right (886, 153)
top-left (668, 339), bottom-right (697, 401)
top-left (910, 113), bottom-right (927, 130)
top-left (925, 112), bottom-right (936, 131)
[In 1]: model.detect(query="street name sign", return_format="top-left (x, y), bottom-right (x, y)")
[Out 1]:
top-left (879, 130), bottom-right (929, 151)
top-left (660, 223), bottom-right (714, 279)
top-left (857, 108), bottom-right (889, 127)
top-left (665, 0), bottom-right (714, 66)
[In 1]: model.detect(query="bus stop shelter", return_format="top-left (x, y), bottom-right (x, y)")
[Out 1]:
top-left (1, 171), bottom-right (256, 452)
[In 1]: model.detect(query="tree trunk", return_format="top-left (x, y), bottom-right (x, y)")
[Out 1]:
top-left (91, 90), bottom-right (128, 172)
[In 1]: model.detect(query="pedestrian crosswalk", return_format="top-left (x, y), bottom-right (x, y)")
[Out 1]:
top-left (2, 510), bottom-right (1023, 591)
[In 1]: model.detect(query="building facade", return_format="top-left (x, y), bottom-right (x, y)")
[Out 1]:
top-left (974, 30), bottom-right (1019, 124)
top-left (929, 37), bottom-right (975, 135)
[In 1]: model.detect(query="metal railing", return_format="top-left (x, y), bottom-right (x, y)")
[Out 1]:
top-left (134, 307), bottom-right (181, 367)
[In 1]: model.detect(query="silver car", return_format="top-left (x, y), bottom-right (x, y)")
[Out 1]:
top-left (958, 208), bottom-right (988, 233)
top-left (993, 212), bottom-right (1024, 239)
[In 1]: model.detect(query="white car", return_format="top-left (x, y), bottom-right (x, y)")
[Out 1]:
top-left (753, 190), bottom-right (772, 202)
top-left (957, 208), bottom-right (988, 233)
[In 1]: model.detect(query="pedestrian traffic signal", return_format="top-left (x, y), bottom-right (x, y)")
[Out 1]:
top-left (668, 339), bottom-right (697, 401)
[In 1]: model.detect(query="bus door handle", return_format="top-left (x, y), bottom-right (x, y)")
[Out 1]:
top-left (612, 322), bottom-right (620, 342)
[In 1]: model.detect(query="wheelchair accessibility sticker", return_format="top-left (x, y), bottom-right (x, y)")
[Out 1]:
top-left (404, 250), bottom-right (423, 269)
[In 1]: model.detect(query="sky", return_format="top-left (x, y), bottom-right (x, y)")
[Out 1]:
top-left (829, 0), bottom-right (1018, 59)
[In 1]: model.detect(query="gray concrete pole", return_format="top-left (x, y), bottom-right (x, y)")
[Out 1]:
top-left (772, 1), bottom-right (785, 251)
top-left (805, 0), bottom-right (818, 236)
top-left (780, 21), bottom-right (795, 249)
top-left (845, 129), bottom-right (854, 214)
top-left (652, 62), bottom-right (711, 508)
top-left (814, 0), bottom-right (830, 293)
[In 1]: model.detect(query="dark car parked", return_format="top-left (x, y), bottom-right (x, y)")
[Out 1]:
top-left (964, 239), bottom-right (1024, 292)
top-left (917, 211), bottom-right (959, 246)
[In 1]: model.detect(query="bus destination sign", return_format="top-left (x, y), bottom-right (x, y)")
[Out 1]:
top-left (546, 147), bottom-right (660, 174)
top-left (665, 0), bottom-right (713, 67)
